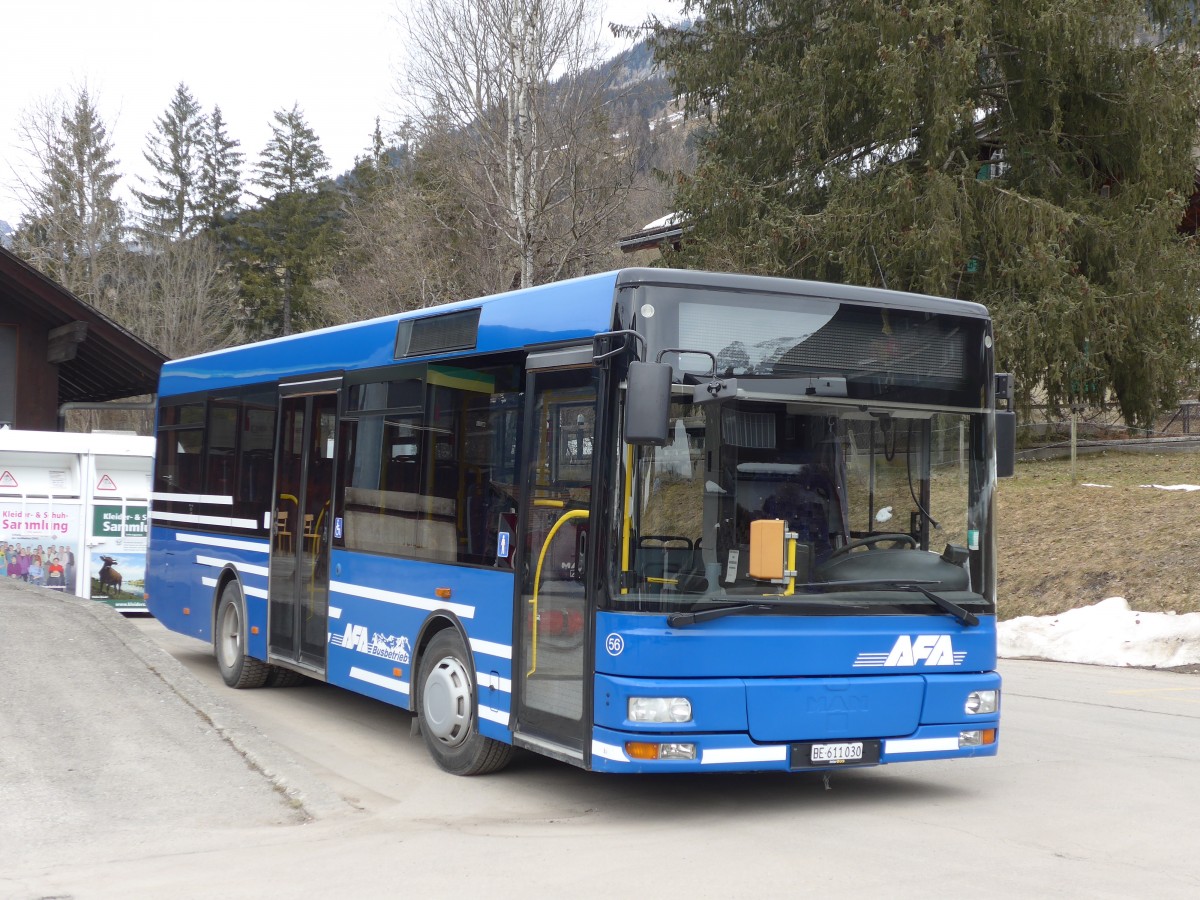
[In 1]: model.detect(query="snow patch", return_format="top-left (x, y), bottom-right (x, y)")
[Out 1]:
top-left (999, 597), bottom-right (1200, 668)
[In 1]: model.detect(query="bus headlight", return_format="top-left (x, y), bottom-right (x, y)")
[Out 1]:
top-left (628, 697), bottom-right (693, 723)
top-left (965, 690), bottom-right (998, 715)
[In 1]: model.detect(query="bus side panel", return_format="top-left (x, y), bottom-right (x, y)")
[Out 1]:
top-left (324, 550), bottom-right (516, 739)
top-left (145, 526), bottom-right (272, 649)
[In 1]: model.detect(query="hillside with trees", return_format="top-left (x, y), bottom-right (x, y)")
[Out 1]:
top-left (7, 0), bottom-right (681, 368)
top-left (649, 0), bottom-right (1200, 431)
top-left (8, 0), bottom-right (1200, 438)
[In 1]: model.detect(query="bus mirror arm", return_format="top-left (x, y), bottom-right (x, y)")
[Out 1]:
top-left (593, 329), bottom-right (647, 364)
top-left (692, 377), bottom-right (738, 404)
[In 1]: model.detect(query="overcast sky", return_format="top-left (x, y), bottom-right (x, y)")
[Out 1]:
top-left (0, 0), bottom-right (679, 227)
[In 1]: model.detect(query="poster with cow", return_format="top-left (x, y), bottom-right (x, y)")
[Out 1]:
top-left (88, 505), bottom-right (148, 612)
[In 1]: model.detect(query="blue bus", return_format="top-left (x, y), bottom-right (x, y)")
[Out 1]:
top-left (146, 268), bottom-right (1013, 775)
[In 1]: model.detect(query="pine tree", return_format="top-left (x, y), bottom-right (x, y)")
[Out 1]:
top-left (198, 105), bottom-right (244, 232)
top-left (651, 1), bottom-right (1200, 429)
top-left (14, 85), bottom-right (124, 308)
top-left (255, 104), bottom-right (330, 196)
top-left (233, 105), bottom-right (339, 337)
top-left (132, 83), bottom-right (206, 242)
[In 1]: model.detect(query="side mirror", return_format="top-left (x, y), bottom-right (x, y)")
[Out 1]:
top-left (995, 410), bottom-right (1016, 478)
top-left (624, 360), bottom-right (672, 446)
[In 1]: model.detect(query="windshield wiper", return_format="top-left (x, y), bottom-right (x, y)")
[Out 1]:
top-left (668, 603), bottom-right (775, 627)
top-left (666, 596), bottom-right (867, 628)
top-left (795, 578), bottom-right (979, 627)
top-left (665, 581), bottom-right (978, 628)
top-left (873, 581), bottom-right (979, 627)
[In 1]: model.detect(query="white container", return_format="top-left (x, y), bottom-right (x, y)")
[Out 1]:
top-left (0, 428), bottom-right (154, 612)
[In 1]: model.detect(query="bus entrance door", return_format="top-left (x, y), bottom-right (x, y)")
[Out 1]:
top-left (269, 386), bottom-right (339, 675)
top-left (513, 360), bottom-right (597, 762)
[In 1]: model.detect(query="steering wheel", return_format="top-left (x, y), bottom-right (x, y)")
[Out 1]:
top-left (827, 533), bottom-right (918, 559)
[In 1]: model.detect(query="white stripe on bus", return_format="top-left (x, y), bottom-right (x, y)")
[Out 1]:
top-left (329, 607), bottom-right (342, 619)
top-left (883, 737), bottom-right (960, 754)
top-left (469, 638), bottom-right (513, 660)
top-left (199, 574), bottom-right (267, 600)
top-left (330, 581), bottom-right (475, 619)
top-left (592, 740), bottom-right (631, 762)
top-left (349, 666), bottom-right (410, 695)
top-left (700, 746), bottom-right (788, 765)
top-left (150, 492), bottom-right (233, 505)
top-left (174, 533), bottom-right (271, 553)
top-left (478, 705), bottom-right (510, 726)
top-left (195, 555), bottom-right (269, 577)
top-left (153, 510), bottom-right (259, 529)
top-left (476, 672), bottom-right (512, 693)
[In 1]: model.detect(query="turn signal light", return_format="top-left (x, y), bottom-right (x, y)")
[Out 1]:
top-left (624, 742), bottom-right (697, 761)
top-left (435, 587), bottom-right (452, 599)
top-left (959, 729), bottom-right (997, 747)
top-left (626, 742), bottom-right (660, 760)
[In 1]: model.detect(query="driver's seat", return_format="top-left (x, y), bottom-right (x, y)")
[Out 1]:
top-left (763, 493), bottom-right (835, 565)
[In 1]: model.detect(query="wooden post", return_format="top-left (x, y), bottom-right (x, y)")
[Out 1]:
top-left (1070, 411), bottom-right (1078, 486)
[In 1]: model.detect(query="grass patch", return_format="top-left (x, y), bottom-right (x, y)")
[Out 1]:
top-left (997, 451), bottom-right (1200, 619)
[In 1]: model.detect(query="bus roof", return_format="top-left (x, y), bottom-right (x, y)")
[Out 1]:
top-left (158, 270), bottom-right (624, 398)
top-left (157, 268), bottom-right (990, 398)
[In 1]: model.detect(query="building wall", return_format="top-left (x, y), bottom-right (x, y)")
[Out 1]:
top-left (0, 300), bottom-right (60, 431)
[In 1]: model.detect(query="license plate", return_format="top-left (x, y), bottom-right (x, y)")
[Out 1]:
top-left (810, 742), bottom-right (863, 763)
top-left (790, 739), bottom-right (879, 768)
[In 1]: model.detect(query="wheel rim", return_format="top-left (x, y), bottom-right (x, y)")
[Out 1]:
top-left (219, 598), bottom-right (241, 668)
top-left (423, 655), bottom-right (472, 747)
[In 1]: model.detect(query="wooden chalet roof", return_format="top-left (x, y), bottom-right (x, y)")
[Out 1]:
top-left (0, 246), bottom-right (167, 403)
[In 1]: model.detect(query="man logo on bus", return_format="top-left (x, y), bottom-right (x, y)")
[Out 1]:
top-left (854, 635), bottom-right (967, 667)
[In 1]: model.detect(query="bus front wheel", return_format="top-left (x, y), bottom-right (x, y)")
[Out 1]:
top-left (417, 629), bottom-right (512, 775)
top-left (215, 581), bottom-right (269, 689)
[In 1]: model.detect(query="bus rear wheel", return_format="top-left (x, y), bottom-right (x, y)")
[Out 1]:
top-left (215, 581), bottom-right (269, 689)
top-left (417, 629), bottom-right (512, 775)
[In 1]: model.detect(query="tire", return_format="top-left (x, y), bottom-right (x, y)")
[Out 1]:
top-left (417, 628), bottom-right (513, 775)
top-left (266, 666), bottom-right (309, 687)
top-left (214, 581), bottom-right (269, 689)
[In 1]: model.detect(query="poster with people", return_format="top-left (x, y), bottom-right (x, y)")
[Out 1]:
top-left (2, 503), bottom-right (82, 593)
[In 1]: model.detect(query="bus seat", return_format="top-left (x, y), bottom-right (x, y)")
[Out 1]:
top-left (634, 536), bottom-right (694, 594)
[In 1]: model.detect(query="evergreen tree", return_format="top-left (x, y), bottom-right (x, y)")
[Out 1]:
top-left (255, 104), bottom-right (329, 196)
top-left (198, 105), bottom-right (244, 233)
top-left (132, 83), bottom-right (205, 242)
top-left (234, 105), bottom-right (339, 337)
top-left (14, 85), bottom-right (124, 308)
top-left (651, 1), bottom-right (1200, 428)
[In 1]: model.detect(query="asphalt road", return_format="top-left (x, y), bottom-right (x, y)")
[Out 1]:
top-left (4, 579), bottom-right (1199, 899)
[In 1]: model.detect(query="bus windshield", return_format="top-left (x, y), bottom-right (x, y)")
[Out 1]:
top-left (608, 394), bottom-right (994, 616)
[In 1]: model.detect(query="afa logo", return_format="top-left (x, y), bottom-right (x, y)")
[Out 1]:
top-left (330, 623), bottom-right (412, 663)
top-left (853, 634), bottom-right (967, 668)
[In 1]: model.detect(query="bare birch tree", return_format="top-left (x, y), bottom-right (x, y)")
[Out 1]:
top-left (399, 0), bottom-right (639, 292)
top-left (111, 235), bottom-right (244, 360)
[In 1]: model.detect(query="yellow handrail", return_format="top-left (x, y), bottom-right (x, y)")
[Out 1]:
top-left (620, 448), bottom-right (633, 594)
top-left (527, 509), bottom-right (590, 677)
